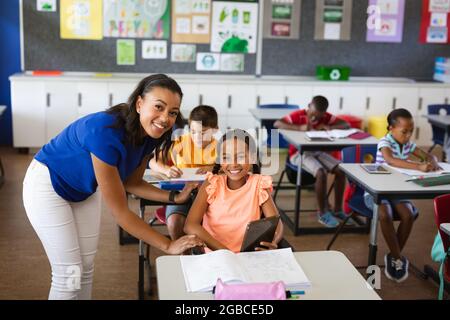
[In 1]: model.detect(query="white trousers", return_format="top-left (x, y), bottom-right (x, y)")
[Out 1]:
top-left (23, 159), bottom-right (101, 300)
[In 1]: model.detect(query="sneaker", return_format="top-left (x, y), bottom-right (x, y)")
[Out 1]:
top-left (333, 211), bottom-right (357, 226)
top-left (384, 253), bottom-right (397, 282)
top-left (384, 254), bottom-right (409, 283)
top-left (395, 256), bottom-right (409, 283)
top-left (318, 211), bottom-right (340, 228)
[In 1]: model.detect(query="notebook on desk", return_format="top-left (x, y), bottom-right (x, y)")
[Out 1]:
top-left (409, 175), bottom-right (450, 187)
top-left (180, 248), bottom-right (311, 292)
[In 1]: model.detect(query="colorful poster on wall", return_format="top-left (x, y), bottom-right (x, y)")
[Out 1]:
top-left (60, 0), bottom-right (102, 40)
top-left (172, 0), bottom-right (211, 43)
top-left (314, 0), bottom-right (352, 41)
top-left (171, 44), bottom-right (197, 62)
top-left (142, 40), bottom-right (167, 59)
top-left (420, 0), bottom-right (450, 43)
top-left (196, 52), bottom-right (220, 71)
top-left (37, 0), bottom-right (57, 12)
top-left (117, 39), bottom-right (135, 65)
top-left (104, 0), bottom-right (170, 39)
top-left (263, 0), bottom-right (301, 39)
top-left (210, 1), bottom-right (258, 53)
top-left (366, 0), bottom-right (405, 43)
top-left (220, 53), bottom-right (244, 72)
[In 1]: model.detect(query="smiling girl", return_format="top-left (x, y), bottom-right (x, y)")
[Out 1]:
top-left (184, 129), bottom-right (283, 253)
top-left (22, 74), bottom-right (203, 299)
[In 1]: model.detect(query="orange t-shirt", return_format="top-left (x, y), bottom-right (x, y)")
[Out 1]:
top-left (202, 172), bottom-right (273, 253)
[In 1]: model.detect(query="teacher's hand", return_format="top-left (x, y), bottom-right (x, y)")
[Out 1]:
top-left (166, 235), bottom-right (204, 255)
top-left (175, 182), bottom-right (200, 204)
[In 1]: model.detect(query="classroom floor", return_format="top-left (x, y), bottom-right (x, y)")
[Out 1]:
top-left (0, 145), bottom-right (448, 300)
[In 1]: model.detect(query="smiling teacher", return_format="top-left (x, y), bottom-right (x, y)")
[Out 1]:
top-left (22, 74), bottom-right (203, 299)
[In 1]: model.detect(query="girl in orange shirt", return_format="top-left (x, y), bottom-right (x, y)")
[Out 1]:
top-left (184, 129), bottom-right (283, 253)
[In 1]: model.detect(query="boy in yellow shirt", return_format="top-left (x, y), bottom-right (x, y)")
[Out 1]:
top-left (150, 105), bottom-right (218, 239)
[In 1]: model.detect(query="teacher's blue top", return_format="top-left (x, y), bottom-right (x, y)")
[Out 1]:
top-left (35, 112), bottom-right (158, 202)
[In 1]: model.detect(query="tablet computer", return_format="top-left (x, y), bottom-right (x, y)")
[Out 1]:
top-left (360, 164), bottom-right (391, 174)
top-left (240, 216), bottom-right (280, 252)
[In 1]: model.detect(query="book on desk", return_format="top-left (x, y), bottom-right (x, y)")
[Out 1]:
top-left (179, 248), bottom-right (311, 293)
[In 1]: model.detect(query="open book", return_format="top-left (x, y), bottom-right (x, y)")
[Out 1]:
top-left (143, 168), bottom-right (207, 183)
top-left (387, 162), bottom-right (450, 177)
top-left (180, 248), bottom-right (311, 292)
top-left (306, 129), bottom-right (359, 140)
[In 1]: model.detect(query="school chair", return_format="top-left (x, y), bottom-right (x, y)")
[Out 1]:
top-left (273, 156), bottom-right (334, 217)
top-left (427, 104), bottom-right (450, 160)
top-left (430, 194), bottom-right (450, 297)
top-left (258, 104), bottom-right (299, 148)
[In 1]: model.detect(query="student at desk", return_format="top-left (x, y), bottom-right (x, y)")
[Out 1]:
top-left (149, 105), bottom-right (218, 240)
top-left (364, 108), bottom-right (439, 283)
top-left (184, 129), bottom-right (284, 253)
top-left (22, 74), bottom-right (203, 299)
top-left (274, 96), bottom-right (356, 228)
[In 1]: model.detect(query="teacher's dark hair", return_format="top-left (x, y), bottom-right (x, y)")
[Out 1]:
top-left (106, 74), bottom-right (183, 162)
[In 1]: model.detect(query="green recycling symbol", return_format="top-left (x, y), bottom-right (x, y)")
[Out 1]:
top-left (330, 69), bottom-right (341, 80)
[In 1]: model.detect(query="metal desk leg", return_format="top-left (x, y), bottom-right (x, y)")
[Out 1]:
top-left (138, 204), bottom-right (145, 300)
top-left (293, 149), bottom-right (303, 236)
top-left (368, 202), bottom-right (379, 267)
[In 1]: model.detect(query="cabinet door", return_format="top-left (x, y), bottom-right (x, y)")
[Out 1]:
top-left (394, 87), bottom-right (419, 113)
top-left (198, 84), bottom-right (229, 116)
top-left (177, 82), bottom-right (199, 117)
top-left (45, 82), bottom-right (78, 142)
top-left (77, 82), bottom-right (108, 118)
top-left (414, 116), bottom-right (433, 147)
top-left (284, 85), bottom-right (313, 108)
top-left (108, 82), bottom-right (136, 106)
top-left (11, 81), bottom-right (46, 147)
top-left (312, 85), bottom-right (341, 114)
top-left (256, 85), bottom-right (285, 106)
top-left (417, 88), bottom-right (447, 116)
top-left (228, 84), bottom-right (257, 115)
top-left (339, 86), bottom-right (367, 117)
top-left (366, 87), bottom-right (396, 116)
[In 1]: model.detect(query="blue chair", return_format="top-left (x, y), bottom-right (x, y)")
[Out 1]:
top-left (258, 104), bottom-right (299, 148)
top-left (326, 145), bottom-right (419, 250)
top-left (428, 104), bottom-right (450, 159)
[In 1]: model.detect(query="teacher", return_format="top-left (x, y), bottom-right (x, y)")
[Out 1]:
top-left (22, 74), bottom-right (203, 299)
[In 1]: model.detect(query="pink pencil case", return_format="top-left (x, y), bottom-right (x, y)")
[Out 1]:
top-left (214, 278), bottom-right (287, 300)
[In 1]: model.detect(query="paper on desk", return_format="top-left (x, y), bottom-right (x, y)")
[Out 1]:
top-left (386, 162), bottom-right (450, 177)
top-left (143, 168), bottom-right (207, 183)
top-left (306, 129), bottom-right (359, 139)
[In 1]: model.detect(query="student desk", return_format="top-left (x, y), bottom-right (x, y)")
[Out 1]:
top-left (0, 106), bottom-right (6, 188)
top-left (155, 250), bottom-right (381, 300)
top-left (249, 108), bottom-right (294, 149)
top-left (338, 163), bottom-right (450, 268)
top-left (278, 129), bottom-right (378, 235)
top-left (441, 223), bottom-right (450, 237)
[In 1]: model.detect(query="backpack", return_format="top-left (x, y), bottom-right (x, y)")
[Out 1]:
top-left (431, 233), bottom-right (450, 300)
top-left (343, 145), bottom-right (361, 214)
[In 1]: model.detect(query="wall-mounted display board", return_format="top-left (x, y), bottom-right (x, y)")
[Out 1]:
top-left (262, 0), bottom-right (450, 79)
top-left (21, 0), bottom-right (256, 74)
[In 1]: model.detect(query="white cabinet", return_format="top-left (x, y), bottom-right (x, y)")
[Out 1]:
top-left (418, 87), bottom-right (447, 116)
top-left (177, 82), bottom-right (199, 117)
top-left (77, 82), bottom-right (108, 117)
top-left (256, 85), bottom-right (285, 105)
top-left (11, 81), bottom-right (46, 147)
top-left (366, 87), bottom-right (418, 117)
top-left (340, 86), bottom-right (367, 117)
top-left (108, 82), bottom-right (136, 106)
top-left (228, 84), bottom-right (257, 115)
top-left (284, 85), bottom-right (313, 108)
top-left (44, 82), bottom-right (78, 142)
